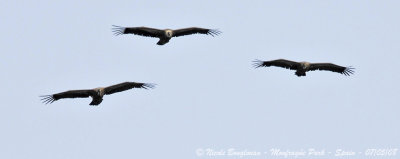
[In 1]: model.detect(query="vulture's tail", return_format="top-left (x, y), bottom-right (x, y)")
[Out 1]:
top-left (295, 71), bottom-right (306, 77)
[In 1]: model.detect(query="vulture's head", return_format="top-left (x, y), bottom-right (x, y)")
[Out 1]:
top-left (94, 87), bottom-right (105, 96)
top-left (300, 62), bottom-right (311, 69)
top-left (165, 29), bottom-right (173, 37)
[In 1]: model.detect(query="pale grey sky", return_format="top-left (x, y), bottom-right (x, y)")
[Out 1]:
top-left (0, 0), bottom-right (399, 159)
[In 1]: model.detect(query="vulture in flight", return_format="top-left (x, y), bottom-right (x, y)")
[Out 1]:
top-left (112, 25), bottom-right (221, 45)
top-left (253, 59), bottom-right (354, 77)
top-left (40, 82), bottom-right (155, 106)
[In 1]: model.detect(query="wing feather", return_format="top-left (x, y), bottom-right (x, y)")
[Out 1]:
top-left (112, 25), bottom-right (163, 38)
top-left (173, 27), bottom-right (221, 37)
top-left (40, 89), bottom-right (95, 104)
top-left (104, 82), bottom-right (155, 95)
top-left (309, 63), bottom-right (355, 76)
top-left (253, 59), bottom-right (300, 70)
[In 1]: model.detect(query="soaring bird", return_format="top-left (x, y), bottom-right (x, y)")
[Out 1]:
top-left (40, 82), bottom-right (155, 106)
top-left (253, 59), bottom-right (354, 77)
top-left (112, 25), bottom-right (221, 45)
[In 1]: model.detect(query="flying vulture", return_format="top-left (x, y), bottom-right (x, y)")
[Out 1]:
top-left (253, 59), bottom-right (354, 77)
top-left (112, 25), bottom-right (221, 45)
top-left (40, 82), bottom-right (155, 106)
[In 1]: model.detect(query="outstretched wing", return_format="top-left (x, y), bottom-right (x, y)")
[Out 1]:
top-left (112, 25), bottom-right (163, 37)
top-left (40, 89), bottom-right (95, 104)
top-left (309, 63), bottom-right (354, 76)
top-left (104, 82), bottom-right (155, 95)
top-left (253, 59), bottom-right (300, 70)
top-left (173, 27), bottom-right (221, 37)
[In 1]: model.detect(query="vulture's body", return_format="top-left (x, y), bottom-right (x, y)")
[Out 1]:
top-left (253, 59), bottom-right (354, 77)
top-left (112, 25), bottom-right (221, 45)
top-left (41, 82), bottom-right (155, 106)
top-left (158, 29), bottom-right (173, 45)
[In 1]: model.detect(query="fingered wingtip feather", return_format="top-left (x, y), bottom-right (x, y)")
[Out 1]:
top-left (252, 59), bottom-right (264, 68)
top-left (113, 32), bottom-right (123, 36)
top-left (42, 98), bottom-right (52, 104)
top-left (40, 95), bottom-right (55, 104)
top-left (143, 83), bottom-right (156, 89)
top-left (344, 66), bottom-right (355, 76)
top-left (111, 25), bottom-right (126, 36)
top-left (111, 25), bottom-right (124, 29)
top-left (208, 29), bottom-right (222, 37)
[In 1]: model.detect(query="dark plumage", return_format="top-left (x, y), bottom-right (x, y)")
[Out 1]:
top-left (40, 82), bottom-right (155, 106)
top-left (112, 25), bottom-right (221, 45)
top-left (253, 59), bottom-right (354, 77)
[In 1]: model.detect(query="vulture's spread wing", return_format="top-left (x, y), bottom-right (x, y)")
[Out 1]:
top-left (253, 59), bottom-right (300, 70)
top-left (104, 82), bottom-right (155, 95)
top-left (309, 63), bottom-right (354, 76)
top-left (41, 89), bottom-right (95, 104)
top-left (112, 25), bottom-right (163, 38)
top-left (173, 27), bottom-right (221, 37)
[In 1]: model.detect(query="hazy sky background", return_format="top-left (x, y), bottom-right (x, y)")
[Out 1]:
top-left (1, 0), bottom-right (399, 159)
